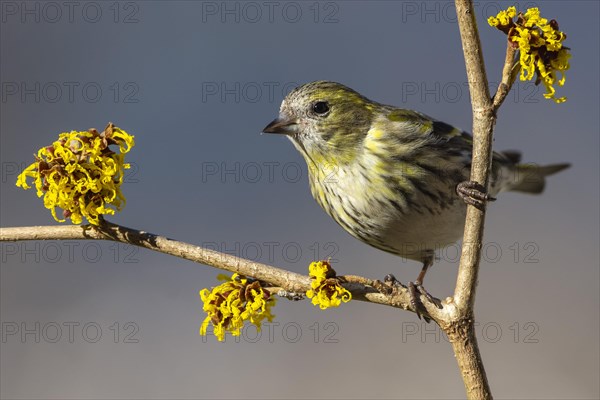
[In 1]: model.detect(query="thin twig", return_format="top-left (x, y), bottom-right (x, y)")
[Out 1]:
top-left (0, 222), bottom-right (433, 315)
top-left (492, 42), bottom-right (518, 110)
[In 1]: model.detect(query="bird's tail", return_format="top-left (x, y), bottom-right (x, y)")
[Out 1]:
top-left (510, 162), bottom-right (571, 194)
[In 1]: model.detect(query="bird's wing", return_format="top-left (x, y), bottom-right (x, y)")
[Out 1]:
top-left (386, 108), bottom-right (470, 141)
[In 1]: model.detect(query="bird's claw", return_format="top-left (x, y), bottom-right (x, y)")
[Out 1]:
top-left (408, 281), bottom-right (442, 323)
top-left (374, 274), bottom-right (441, 322)
top-left (457, 181), bottom-right (496, 210)
top-left (373, 274), bottom-right (405, 295)
top-left (384, 273), bottom-right (405, 288)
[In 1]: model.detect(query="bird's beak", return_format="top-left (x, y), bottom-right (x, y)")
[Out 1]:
top-left (262, 117), bottom-right (298, 135)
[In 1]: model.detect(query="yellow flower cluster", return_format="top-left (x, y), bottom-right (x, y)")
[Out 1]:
top-left (199, 273), bottom-right (276, 342)
top-left (488, 7), bottom-right (570, 103)
top-left (16, 123), bottom-right (134, 225)
top-left (306, 260), bottom-right (351, 310)
top-left (487, 6), bottom-right (516, 29)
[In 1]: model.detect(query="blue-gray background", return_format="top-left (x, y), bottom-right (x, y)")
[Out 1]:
top-left (1, 1), bottom-right (598, 398)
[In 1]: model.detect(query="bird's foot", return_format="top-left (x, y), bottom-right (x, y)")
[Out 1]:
top-left (373, 275), bottom-right (441, 323)
top-left (457, 181), bottom-right (496, 210)
top-left (372, 273), bottom-right (405, 295)
top-left (408, 280), bottom-right (443, 323)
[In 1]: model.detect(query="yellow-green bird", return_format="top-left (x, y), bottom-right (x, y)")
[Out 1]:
top-left (263, 81), bottom-right (569, 317)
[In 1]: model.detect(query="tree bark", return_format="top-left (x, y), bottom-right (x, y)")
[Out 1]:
top-left (447, 0), bottom-right (497, 398)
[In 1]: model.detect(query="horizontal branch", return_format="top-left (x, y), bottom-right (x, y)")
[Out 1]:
top-left (1, 222), bottom-right (311, 291)
top-left (0, 222), bottom-right (447, 320)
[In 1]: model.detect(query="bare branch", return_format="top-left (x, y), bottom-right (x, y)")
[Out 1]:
top-left (1, 222), bottom-right (310, 292)
top-left (0, 222), bottom-right (436, 316)
top-left (451, 0), bottom-right (497, 398)
top-left (454, 0), bottom-right (494, 317)
top-left (492, 42), bottom-right (519, 110)
top-left (442, 318), bottom-right (492, 400)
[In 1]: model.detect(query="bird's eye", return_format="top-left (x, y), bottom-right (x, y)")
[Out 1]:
top-left (312, 101), bottom-right (330, 115)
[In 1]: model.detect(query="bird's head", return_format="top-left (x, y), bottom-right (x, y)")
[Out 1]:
top-left (263, 81), bottom-right (376, 165)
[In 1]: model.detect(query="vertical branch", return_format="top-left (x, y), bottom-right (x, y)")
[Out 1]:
top-left (453, 0), bottom-right (495, 312)
top-left (448, 0), bottom-right (496, 398)
top-left (445, 320), bottom-right (492, 399)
